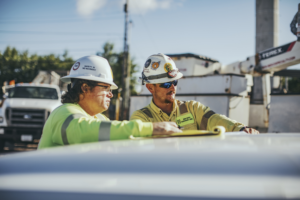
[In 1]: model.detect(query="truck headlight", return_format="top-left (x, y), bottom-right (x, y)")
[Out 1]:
top-left (0, 116), bottom-right (3, 123)
top-left (0, 128), bottom-right (4, 134)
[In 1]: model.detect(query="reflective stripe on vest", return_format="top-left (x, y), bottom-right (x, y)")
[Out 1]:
top-left (178, 101), bottom-right (188, 115)
top-left (61, 113), bottom-right (85, 145)
top-left (99, 121), bottom-right (111, 141)
top-left (199, 110), bottom-right (216, 130)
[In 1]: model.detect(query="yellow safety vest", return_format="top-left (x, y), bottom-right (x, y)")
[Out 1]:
top-left (130, 99), bottom-right (244, 132)
top-left (38, 103), bottom-right (153, 149)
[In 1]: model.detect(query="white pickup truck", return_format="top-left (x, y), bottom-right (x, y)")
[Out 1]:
top-left (0, 83), bottom-right (61, 151)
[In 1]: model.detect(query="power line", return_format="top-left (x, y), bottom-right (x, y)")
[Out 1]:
top-left (138, 14), bottom-right (158, 51)
top-left (1, 48), bottom-right (108, 53)
top-left (0, 30), bottom-right (121, 36)
top-left (0, 11), bottom-right (123, 20)
top-left (0, 38), bottom-right (122, 44)
top-left (0, 16), bottom-right (123, 24)
top-left (0, 60), bottom-right (75, 64)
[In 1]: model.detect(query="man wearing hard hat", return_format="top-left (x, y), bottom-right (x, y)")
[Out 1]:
top-left (38, 55), bottom-right (181, 149)
top-left (130, 53), bottom-right (259, 134)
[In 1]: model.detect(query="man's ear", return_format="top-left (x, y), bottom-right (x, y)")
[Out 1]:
top-left (146, 84), bottom-right (155, 94)
top-left (81, 83), bottom-right (89, 93)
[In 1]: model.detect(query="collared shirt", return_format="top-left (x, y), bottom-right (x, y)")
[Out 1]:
top-left (130, 99), bottom-right (245, 132)
top-left (148, 99), bottom-right (178, 122)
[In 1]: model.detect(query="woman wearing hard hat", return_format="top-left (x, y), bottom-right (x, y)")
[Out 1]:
top-left (38, 55), bottom-right (181, 149)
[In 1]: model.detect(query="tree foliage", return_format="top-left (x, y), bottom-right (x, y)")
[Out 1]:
top-left (97, 42), bottom-right (138, 96)
top-left (0, 44), bottom-right (139, 97)
top-left (0, 46), bottom-right (74, 85)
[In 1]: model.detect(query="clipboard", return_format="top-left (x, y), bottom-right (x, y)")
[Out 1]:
top-left (130, 126), bottom-right (225, 139)
top-left (171, 126), bottom-right (225, 137)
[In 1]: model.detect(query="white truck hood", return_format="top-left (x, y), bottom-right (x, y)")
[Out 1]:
top-left (5, 98), bottom-right (61, 112)
top-left (0, 134), bottom-right (300, 199)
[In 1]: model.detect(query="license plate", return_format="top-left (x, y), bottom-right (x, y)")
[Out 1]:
top-left (21, 135), bottom-right (33, 142)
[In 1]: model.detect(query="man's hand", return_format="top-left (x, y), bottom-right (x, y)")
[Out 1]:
top-left (243, 127), bottom-right (260, 134)
top-left (152, 122), bottom-right (182, 136)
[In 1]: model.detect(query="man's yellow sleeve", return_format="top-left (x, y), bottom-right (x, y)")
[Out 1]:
top-left (190, 101), bottom-right (245, 132)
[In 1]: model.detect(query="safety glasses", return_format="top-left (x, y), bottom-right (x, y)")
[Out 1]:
top-left (96, 84), bottom-right (112, 93)
top-left (159, 80), bottom-right (178, 89)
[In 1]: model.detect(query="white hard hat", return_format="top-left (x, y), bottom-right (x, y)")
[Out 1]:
top-left (61, 55), bottom-right (118, 90)
top-left (140, 53), bottom-right (183, 84)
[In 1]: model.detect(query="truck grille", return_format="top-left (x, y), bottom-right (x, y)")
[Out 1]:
top-left (5, 108), bottom-right (48, 128)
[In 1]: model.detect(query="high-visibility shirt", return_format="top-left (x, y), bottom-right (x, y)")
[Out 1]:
top-left (38, 103), bottom-right (153, 149)
top-left (130, 99), bottom-right (245, 132)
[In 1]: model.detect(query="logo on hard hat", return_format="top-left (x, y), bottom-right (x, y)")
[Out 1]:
top-left (73, 62), bottom-right (80, 71)
top-left (144, 59), bottom-right (151, 68)
top-left (151, 61), bottom-right (160, 70)
top-left (167, 69), bottom-right (178, 78)
top-left (164, 63), bottom-right (173, 72)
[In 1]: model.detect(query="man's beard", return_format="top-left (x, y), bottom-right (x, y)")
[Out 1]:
top-left (164, 99), bottom-right (173, 103)
top-left (164, 91), bottom-right (175, 103)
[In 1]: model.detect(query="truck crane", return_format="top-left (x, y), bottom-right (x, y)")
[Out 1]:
top-left (221, 40), bottom-right (300, 130)
top-left (223, 40), bottom-right (300, 75)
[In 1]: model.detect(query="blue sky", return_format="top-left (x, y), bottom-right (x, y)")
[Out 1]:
top-left (0, 0), bottom-right (299, 74)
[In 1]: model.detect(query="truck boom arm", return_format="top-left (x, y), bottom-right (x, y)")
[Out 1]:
top-left (223, 41), bottom-right (300, 75)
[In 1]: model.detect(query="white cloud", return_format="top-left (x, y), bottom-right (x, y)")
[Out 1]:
top-left (77, 0), bottom-right (107, 17)
top-left (127, 0), bottom-right (172, 14)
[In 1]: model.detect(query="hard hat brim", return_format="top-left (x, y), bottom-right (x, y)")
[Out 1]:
top-left (145, 72), bottom-right (183, 84)
top-left (60, 75), bottom-right (118, 90)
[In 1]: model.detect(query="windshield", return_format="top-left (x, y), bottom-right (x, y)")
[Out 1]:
top-left (7, 87), bottom-right (58, 99)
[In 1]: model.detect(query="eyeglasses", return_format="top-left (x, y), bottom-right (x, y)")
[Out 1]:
top-left (159, 80), bottom-right (178, 88)
top-left (96, 84), bottom-right (112, 93)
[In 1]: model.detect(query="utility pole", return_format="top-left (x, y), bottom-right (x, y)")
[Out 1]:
top-left (252, 0), bottom-right (278, 129)
top-left (121, 0), bottom-right (131, 120)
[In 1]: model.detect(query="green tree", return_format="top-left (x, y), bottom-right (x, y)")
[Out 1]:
top-left (0, 47), bottom-right (74, 85)
top-left (97, 42), bottom-right (138, 96)
top-left (96, 42), bottom-right (139, 119)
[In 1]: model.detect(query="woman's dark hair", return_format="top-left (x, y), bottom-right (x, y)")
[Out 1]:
top-left (61, 78), bottom-right (98, 104)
